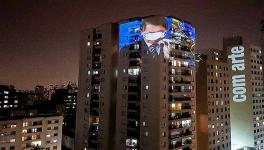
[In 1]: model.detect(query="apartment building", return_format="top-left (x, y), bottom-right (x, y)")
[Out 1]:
top-left (0, 114), bottom-right (63, 150)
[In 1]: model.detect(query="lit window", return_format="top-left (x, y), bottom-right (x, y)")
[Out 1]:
top-left (51, 139), bottom-right (57, 143)
top-left (4, 100), bottom-right (8, 103)
top-left (32, 128), bottom-right (37, 133)
top-left (14, 100), bottom-right (18, 103)
top-left (4, 91), bottom-right (9, 94)
top-left (256, 117), bottom-right (260, 121)
top-left (22, 129), bottom-right (27, 133)
top-left (115, 70), bottom-right (118, 77)
top-left (87, 70), bottom-right (91, 75)
top-left (145, 131), bottom-right (148, 136)
top-left (10, 139), bottom-right (15, 142)
top-left (10, 124), bottom-right (16, 128)
top-left (171, 103), bottom-right (175, 109)
top-left (128, 68), bottom-right (140, 75)
top-left (172, 60), bottom-right (176, 66)
top-left (92, 70), bottom-right (99, 75)
top-left (182, 120), bottom-right (191, 127)
top-left (46, 134), bottom-right (51, 138)
top-left (87, 42), bottom-right (90, 46)
top-left (145, 85), bottom-right (149, 90)
top-left (171, 69), bottom-right (175, 74)
top-left (23, 122), bottom-right (28, 127)
top-left (126, 138), bottom-right (138, 147)
top-left (134, 44), bottom-right (140, 50)
top-left (31, 141), bottom-right (41, 146)
top-left (183, 61), bottom-right (188, 67)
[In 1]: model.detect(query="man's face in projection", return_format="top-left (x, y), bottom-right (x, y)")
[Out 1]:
top-left (142, 24), bottom-right (166, 45)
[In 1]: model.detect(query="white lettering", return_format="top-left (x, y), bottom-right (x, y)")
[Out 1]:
top-left (229, 46), bottom-right (246, 102)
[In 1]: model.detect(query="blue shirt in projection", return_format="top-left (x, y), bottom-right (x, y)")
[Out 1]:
top-left (119, 20), bottom-right (143, 50)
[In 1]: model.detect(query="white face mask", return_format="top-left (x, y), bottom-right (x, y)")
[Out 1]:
top-left (143, 32), bottom-right (166, 41)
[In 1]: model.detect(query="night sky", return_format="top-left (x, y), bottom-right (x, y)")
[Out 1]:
top-left (0, 0), bottom-right (263, 90)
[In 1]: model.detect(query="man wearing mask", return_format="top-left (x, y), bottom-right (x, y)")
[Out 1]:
top-left (141, 16), bottom-right (171, 59)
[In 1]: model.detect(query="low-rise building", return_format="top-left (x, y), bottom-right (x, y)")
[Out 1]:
top-left (0, 114), bottom-right (63, 150)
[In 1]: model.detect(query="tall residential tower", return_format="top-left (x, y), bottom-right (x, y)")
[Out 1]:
top-left (196, 48), bottom-right (231, 150)
top-left (224, 36), bottom-right (264, 150)
top-left (76, 16), bottom-right (197, 150)
top-left (75, 24), bottom-right (118, 150)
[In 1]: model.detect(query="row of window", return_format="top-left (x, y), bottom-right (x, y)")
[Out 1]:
top-left (207, 65), bottom-right (229, 71)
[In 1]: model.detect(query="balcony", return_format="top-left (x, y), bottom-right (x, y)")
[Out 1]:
top-left (169, 112), bottom-right (191, 120)
top-left (129, 60), bottom-right (141, 67)
top-left (129, 52), bottom-right (140, 59)
top-left (169, 141), bottom-right (182, 149)
top-left (128, 77), bottom-right (140, 84)
top-left (127, 112), bottom-right (140, 120)
top-left (90, 109), bottom-right (99, 116)
top-left (91, 94), bottom-right (99, 100)
top-left (127, 129), bottom-right (140, 139)
top-left (169, 129), bottom-right (192, 139)
top-left (169, 89), bottom-right (192, 93)
top-left (127, 120), bottom-right (139, 129)
top-left (182, 105), bottom-right (191, 110)
top-left (169, 96), bottom-right (191, 102)
top-left (169, 80), bottom-right (191, 84)
top-left (89, 125), bottom-right (99, 133)
top-left (92, 78), bottom-right (100, 84)
top-left (91, 101), bottom-right (99, 108)
top-left (169, 124), bottom-right (183, 129)
top-left (128, 94), bottom-right (140, 102)
top-left (127, 103), bottom-right (140, 110)
top-left (169, 71), bottom-right (191, 76)
top-left (93, 48), bottom-right (101, 54)
top-left (93, 63), bottom-right (101, 69)
top-left (128, 86), bottom-right (139, 93)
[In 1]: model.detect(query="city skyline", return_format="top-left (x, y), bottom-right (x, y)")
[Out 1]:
top-left (0, 0), bottom-right (264, 89)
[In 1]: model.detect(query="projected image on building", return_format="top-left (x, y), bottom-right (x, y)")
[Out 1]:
top-left (119, 16), bottom-right (196, 60)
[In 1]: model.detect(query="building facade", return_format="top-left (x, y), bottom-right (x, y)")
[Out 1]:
top-left (115, 16), bottom-right (196, 150)
top-left (224, 36), bottom-right (263, 150)
top-left (76, 16), bottom-right (197, 150)
top-left (75, 23), bottom-right (118, 150)
top-left (196, 49), bottom-right (231, 150)
top-left (0, 85), bottom-right (18, 109)
top-left (0, 114), bottom-right (63, 150)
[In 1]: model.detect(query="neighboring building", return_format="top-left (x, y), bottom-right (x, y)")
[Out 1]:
top-left (75, 23), bottom-right (118, 150)
top-left (76, 15), bottom-right (197, 150)
top-left (223, 36), bottom-right (263, 150)
top-left (0, 85), bottom-right (18, 109)
top-left (0, 114), bottom-right (63, 150)
top-left (196, 48), bottom-right (231, 150)
top-left (16, 90), bottom-right (43, 107)
top-left (51, 82), bottom-right (78, 150)
top-left (51, 82), bottom-right (78, 129)
top-left (261, 20), bottom-right (264, 82)
top-left (62, 130), bottom-right (75, 150)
